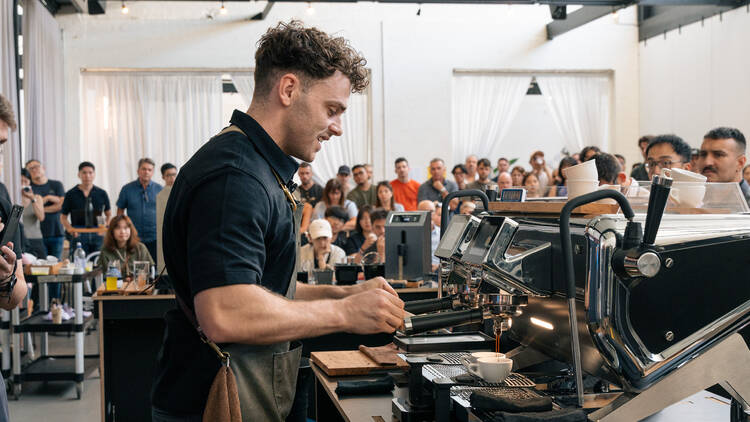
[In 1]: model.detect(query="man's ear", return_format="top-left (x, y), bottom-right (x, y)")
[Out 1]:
top-left (682, 162), bottom-right (692, 171)
top-left (738, 154), bottom-right (747, 174)
top-left (617, 172), bottom-right (628, 186)
top-left (276, 73), bottom-right (301, 107)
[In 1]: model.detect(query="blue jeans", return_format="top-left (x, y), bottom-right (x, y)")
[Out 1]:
top-left (151, 408), bottom-right (201, 422)
top-left (68, 233), bottom-right (103, 258)
top-left (43, 236), bottom-right (64, 299)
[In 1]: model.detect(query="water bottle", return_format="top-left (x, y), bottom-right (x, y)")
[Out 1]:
top-left (73, 242), bottom-right (86, 275)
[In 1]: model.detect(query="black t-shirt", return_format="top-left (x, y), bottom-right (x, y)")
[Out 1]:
top-left (151, 110), bottom-right (299, 414)
top-left (299, 183), bottom-right (323, 207)
top-left (61, 185), bottom-right (111, 228)
top-left (30, 179), bottom-right (65, 237)
top-left (344, 230), bottom-right (377, 256)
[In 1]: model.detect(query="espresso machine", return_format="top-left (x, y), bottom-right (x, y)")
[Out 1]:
top-left (393, 177), bottom-right (750, 421)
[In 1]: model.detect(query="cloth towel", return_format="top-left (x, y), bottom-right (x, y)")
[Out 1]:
top-left (335, 375), bottom-right (394, 397)
top-left (487, 408), bottom-right (587, 422)
top-left (471, 390), bottom-right (553, 412)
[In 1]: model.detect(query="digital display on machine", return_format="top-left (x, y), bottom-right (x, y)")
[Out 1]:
top-left (390, 214), bottom-right (421, 223)
top-left (435, 215), bottom-right (470, 259)
top-left (462, 216), bottom-right (505, 265)
top-left (501, 188), bottom-right (527, 202)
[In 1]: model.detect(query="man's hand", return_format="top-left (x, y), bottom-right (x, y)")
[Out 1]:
top-left (353, 276), bottom-right (398, 297)
top-left (339, 288), bottom-right (404, 334)
top-left (432, 179), bottom-right (445, 192)
top-left (0, 234), bottom-right (16, 281)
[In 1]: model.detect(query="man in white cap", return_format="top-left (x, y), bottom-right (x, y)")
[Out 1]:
top-left (299, 219), bottom-right (347, 271)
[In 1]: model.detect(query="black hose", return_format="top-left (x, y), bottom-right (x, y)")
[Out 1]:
top-left (560, 189), bottom-right (634, 299)
top-left (404, 296), bottom-right (455, 315)
top-left (440, 189), bottom-right (489, 237)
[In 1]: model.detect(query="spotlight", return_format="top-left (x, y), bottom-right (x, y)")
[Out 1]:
top-left (549, 5), bottom-right (566, 20)
top-left (306, 2), bottom-right (315, 15)
top-left (121, 1), bottom-right (128, 14)
top-left (416, 3), bottom-right (421, 16)
top-left (219, 1), bottom-right (227, 14)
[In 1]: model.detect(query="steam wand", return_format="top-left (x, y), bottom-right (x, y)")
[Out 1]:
top-left (560, 189), bottom-right (636, 408)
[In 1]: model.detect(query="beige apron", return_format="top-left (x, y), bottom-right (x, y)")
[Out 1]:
top-left (216, 125), bottom-right (304, 421)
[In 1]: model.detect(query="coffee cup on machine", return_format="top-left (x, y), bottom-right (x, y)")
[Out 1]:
top-left (459, 351), bottom-right (505, 369)
top-left (566, 179), bottom-right (600, 200)
top-left (562, 159), bottom-right (598, 180)
top-left (463, 355), bottom-right (513, 383)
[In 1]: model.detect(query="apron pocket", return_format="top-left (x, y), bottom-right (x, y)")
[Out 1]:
top-left (272, 341), bottom-right (303, 419)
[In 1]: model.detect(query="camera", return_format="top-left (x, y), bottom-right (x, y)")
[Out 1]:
top-left (22, 186), bottom-right (31, 193)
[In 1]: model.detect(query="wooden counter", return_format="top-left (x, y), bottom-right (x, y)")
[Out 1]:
top-left (93, 293), bottom-right (175, 422)
top-left (312, 363), bottom-right (395, 422)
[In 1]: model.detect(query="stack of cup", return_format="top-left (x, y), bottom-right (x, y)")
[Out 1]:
top-left (563, 160), bottom-right (600, 201)
top-left (662, 168), bottom-right (707, 208)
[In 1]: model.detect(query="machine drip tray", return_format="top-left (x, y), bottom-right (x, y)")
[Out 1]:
top-left (394, 332), bottom-right (494, 353)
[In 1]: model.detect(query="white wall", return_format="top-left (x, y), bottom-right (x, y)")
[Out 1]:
top-left (639, 6), bottom-right (750, 148)
top-left (56, 1), bottom-right (639, 188)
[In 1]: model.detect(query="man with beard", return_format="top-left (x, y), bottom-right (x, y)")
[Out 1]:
top-left (152, 21), bottom-right (404, 421)
top-left (697, 127), bottom-right (749, 206)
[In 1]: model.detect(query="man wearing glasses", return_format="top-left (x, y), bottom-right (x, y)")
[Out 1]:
top-left (696, 127), bottom-right (750, 207)
top-left (116, 158), bottom-right (163, 263)
top-left (644, 134), bottom-right (693, 179)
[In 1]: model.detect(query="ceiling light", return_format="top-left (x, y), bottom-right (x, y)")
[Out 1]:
top-left (220, 1), bottom-right (227, 14)
top-left (121, 1), bottom-right (128, 14)
top-left (306, 2), bottom-right (315, 16)
top-left (416, 3), bottom-right (421, 16)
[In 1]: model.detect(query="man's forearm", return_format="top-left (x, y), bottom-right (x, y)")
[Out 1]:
top-left (295, 282), bottom-right (353, 301)
top-left (194, 284), bottom-right (347, 345)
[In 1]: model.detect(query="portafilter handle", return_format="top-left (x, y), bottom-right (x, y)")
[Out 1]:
top-left (642, 174), bottom-right (673, 247)
top-left (402, 308), bottom-right (484, 335)
top-left (403, 296), bottom-right (455, 315)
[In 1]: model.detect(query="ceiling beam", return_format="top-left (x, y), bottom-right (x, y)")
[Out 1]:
top-left (250, 1), bottom-right (275, 20)
top-left (639, 2), bottom-right (748, 41)
top-left (546, 4), bottom-right (630, 40)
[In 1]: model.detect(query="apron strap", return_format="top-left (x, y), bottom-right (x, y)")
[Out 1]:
top-left (174, 124), bottom-right (300, 364)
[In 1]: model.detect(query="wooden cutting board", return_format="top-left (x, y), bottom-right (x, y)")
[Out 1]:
top-left (311, 350), bottom-right (408, 376)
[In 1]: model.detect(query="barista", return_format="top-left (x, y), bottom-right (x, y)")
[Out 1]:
top-left (151, 21), bottom-right (405, 421)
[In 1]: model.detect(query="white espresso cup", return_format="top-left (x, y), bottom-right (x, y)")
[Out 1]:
top-left (661, 167), bottom-right (707, 183)
top-left (563, 159), bottom-right (598, 180)
top-left (465, 356), bottom-right (513, 383)
top-left (566, 179), bottom-right (600, 201)
top-left (459, 351), bottom-right (505, 369)
top-left (670, 182), bottom-right (706, 208)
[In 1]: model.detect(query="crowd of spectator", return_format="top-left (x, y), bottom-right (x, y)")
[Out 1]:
top-left (296, 126), bottom-right (750, 274)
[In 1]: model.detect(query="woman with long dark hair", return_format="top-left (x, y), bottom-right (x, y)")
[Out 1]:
top-left (548, 156), bottom-right (579, 197)
top-left (98, 215), bottom-right (153, 278)
top-left (312, 179), bottom-right (357, 231)
top-left (374, 181), bottom-right (404, 212)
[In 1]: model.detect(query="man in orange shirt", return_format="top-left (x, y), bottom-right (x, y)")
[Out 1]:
top-left (390, 157), bottom-right (421, 211)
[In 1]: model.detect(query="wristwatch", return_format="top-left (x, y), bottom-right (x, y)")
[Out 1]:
top-left (0, 262), bottom-right (17, 301)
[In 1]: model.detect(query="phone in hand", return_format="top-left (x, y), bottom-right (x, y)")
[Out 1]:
top-left (0, 205), bottom-right (24, 253)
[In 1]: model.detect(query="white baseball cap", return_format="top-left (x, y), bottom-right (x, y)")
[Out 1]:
top-left (309, 219), bottom-right (333, 240)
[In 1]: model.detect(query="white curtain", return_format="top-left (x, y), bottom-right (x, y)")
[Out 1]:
top-left (0, 1), bottom-right (21, 202)
top-left (310, 91), bottom-right (371, 184)
top-left (230, 73), bottom-right (254, 108)
top-left (80, 72), bottom-right (223, 198)
top-left (536, 74), bottom-right (612, 154)
top-left (452, 73), bottom-right (531, 165)
top-left (23, 0), bottom-right (66, 181)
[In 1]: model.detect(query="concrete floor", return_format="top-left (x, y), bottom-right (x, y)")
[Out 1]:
top-left (7, 329), bottom-right (101, 422)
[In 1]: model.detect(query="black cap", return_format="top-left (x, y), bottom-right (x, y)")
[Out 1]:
top-left (337, 165), bottom-right (351, 176)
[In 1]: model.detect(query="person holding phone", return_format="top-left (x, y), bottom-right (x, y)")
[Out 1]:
top-left (0, 93), bottom-right (31, 421)
top-left (21, 169), bottom-right (46, 258)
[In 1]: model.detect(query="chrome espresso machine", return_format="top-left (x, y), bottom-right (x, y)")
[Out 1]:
top-left (393, 177), bottom-right (750, 421)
